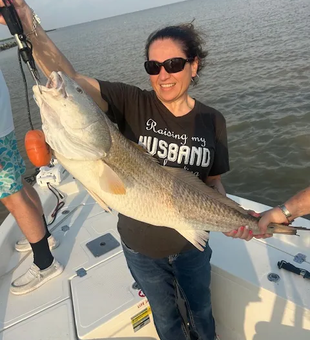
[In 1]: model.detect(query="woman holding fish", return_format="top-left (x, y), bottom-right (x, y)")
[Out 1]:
top-left (0, 1), bottom-right (268, 339)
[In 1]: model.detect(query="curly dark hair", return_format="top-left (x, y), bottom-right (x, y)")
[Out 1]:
top-left (144, 22), bottom-right (208, 85)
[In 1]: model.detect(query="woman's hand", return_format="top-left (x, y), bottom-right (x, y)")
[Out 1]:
top-left (223, 226), bottom-right (255, 241)
top-left (223, 210), bottom-right (273, 241)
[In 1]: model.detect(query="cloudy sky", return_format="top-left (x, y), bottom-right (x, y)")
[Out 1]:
top-left (0, 0), bottom-right (184, 39)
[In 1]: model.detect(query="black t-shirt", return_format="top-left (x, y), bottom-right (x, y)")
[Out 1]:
top-left (97, 81), bottom-right (230, 258)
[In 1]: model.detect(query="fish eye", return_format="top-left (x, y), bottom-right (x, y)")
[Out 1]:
top-left (76, 87), bottom-right (83, 94)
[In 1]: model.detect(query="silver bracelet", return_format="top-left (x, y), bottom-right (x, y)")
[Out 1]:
top-left (277, 204), bottom-right (292, 222)
top-left (25, 9), bottom-right (41, 38)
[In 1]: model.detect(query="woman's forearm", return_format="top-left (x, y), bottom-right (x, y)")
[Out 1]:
top-left (21, 6), bottom-right (77, 79)
top-left (205, 175), bottom-right (226, 196)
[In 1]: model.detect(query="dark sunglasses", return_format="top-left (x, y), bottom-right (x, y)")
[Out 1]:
top-left (144, 57), bottom-right (194, 75)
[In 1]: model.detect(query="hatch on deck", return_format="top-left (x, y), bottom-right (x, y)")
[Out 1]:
top-left (71, 252), bottom-right (159, 339)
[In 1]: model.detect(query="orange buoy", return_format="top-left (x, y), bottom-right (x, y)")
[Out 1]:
top-left (25, 130), bottom-right (52, 167)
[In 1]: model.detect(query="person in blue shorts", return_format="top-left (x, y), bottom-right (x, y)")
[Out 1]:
top-left (0, 69), bottom-right (63, 295)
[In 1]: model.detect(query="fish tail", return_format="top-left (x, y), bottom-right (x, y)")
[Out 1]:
top-left (268, 223), bottom-right (310, 235)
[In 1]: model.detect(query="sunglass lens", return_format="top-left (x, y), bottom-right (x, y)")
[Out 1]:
top-left (166, 58), bottom-right (186, 73)
top-left (144, 61), bottom-right (161, 75)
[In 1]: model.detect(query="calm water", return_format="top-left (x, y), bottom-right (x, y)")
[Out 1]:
top-left (0, 0), bottom-right (309, 223)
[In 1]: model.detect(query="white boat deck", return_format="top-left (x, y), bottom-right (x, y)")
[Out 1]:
top-left (0, 172), bottom-right (309, 339)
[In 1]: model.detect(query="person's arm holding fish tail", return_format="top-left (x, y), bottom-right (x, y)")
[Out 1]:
top-left (258, 186), bottom-right (310, 234)
top-left (0, 0), bottom-right (108, 113)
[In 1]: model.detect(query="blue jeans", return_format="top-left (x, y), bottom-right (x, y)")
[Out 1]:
top-left (122, 241), bottom-right (215, 340)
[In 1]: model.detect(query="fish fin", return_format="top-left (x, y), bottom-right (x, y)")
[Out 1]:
top-left (163, 167), bottom-right (249, 215)
top-left (86, 188), bottom-right (112, 213)
top-left (177, 230), bottom-right (209, 251)
top-left (129, 141), bottom-right (159, 163)
top-left (98, 161), bottom-right (126, 195)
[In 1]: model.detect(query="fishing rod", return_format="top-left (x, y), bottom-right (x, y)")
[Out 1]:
top-left (0, 0), bottom-right (41, 90)
top-left (0, 0), bottom-right (42, 132)
top-left (0, 0), bottom-right (51, 169)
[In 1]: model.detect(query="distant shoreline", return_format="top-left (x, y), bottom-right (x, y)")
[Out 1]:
top-left (0, 29), bottom-right (56, 51)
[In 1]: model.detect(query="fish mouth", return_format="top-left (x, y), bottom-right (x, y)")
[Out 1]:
top-left (45, 71), bottom-right (68, 98)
